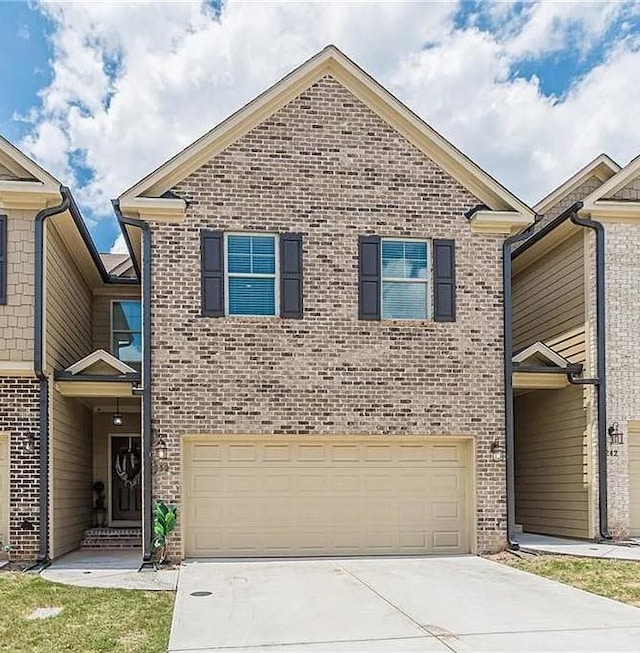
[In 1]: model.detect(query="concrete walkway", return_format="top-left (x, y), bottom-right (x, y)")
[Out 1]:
top-left (519, 533), bottom-right (640, 560)
top-left (169, 556), bottom-right (640, 652)
top-left (41, 549), bottom-right (178, 590)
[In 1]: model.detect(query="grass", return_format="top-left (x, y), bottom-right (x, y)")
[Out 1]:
top-left (498, 554), bottom-right (640, 607)
top-left (0, 572), bottom-right (174, 653)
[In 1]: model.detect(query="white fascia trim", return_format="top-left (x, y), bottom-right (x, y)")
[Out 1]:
top-left (534, 154), bottom-right (621, 215)
top-left (582, 155), bottom-right (640, 206)
top-left (512, 341), bottom-right (570, 368)
top-left (0, 181), bottom-right (61, 210)
top-left (118, 196), bottom-right (186, 222)
top-left (0, 361), bottom-right (36, 377)
top-left (469, 211), bottom-right (534, 235)
top-left (581, 200), bottom-right (640, 220)
top-left (65, 349), bottom-right (137, 375)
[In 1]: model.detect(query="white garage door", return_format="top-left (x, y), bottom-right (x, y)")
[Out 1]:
top-left (183, 437), bottom-right (472, 557)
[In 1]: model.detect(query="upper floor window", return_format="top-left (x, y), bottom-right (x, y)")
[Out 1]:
top-left (381, 239), bottom-right (430, 320)
top-left (359, 236), bottom-right (455, 322)
top-left (112, 300), bottom-right (142, 363)
top-left (225, 234), bottom-right (279, 316)
top-left (0, 215), bottom-right (6, 305)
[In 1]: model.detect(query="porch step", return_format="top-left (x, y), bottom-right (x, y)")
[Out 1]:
top-left (80, 527), bottom-right (142, 550)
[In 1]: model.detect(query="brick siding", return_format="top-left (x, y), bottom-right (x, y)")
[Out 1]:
top-left (0, 377), bottom-right (40, 560)
top-left (149, 75), bottom-right (508, 556)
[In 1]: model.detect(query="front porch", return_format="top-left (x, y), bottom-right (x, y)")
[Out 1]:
top-left (49, 350), bottom-right (144, 559)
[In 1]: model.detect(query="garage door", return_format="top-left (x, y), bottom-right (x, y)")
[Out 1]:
top-left (629, 422), bottom-right (640, 537)
top-left (183, 437), bottom-right (472, 557)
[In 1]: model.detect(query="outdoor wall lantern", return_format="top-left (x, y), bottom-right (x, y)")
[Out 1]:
top-left (112, 398), bottom-right (124, 427)
top-left (608, 422), bottom-right (624, 447)
top-left (490, 439), bottom-right (503, 462)
top-left (155, 435), bottom-right (169, 472)
top-left (25, 433), bottom-right (36, 454)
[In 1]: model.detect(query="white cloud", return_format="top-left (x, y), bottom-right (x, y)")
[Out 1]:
top-left (17, 0), bottom-right (640, 251)
top-left (110, 232), bottom-right (128, 255)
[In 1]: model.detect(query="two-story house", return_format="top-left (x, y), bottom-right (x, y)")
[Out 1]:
top-left (511, 151), bottom-right (640, 544)
top-left (0, 135), bottom-right (142, 561)
top-left (2, 46), bottom-right (533, 563)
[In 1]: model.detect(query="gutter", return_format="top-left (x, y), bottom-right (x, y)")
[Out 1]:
top-left (502, 223), bottom-right (536, 550)
top-left (34, 188), bottom-right (71, 564)
top-left (512, 200), bottom-right (611, 541)
top-left (569, 211), bottom-right (611, 540)
top-left (112, 200), bottom-right (153, 561)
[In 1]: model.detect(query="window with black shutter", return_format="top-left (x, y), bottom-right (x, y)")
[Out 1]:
top-left (0, 216), bottom-right (6, 306)
top-left (358, 235), bottom-right (456, 322)
top-left (200, 230), bottom-right (224, 317)
top-left (200, 230), bottom-right (304, 318)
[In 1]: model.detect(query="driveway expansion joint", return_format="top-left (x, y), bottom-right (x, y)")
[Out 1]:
top-left (338, 564), bottom-right (464, 652)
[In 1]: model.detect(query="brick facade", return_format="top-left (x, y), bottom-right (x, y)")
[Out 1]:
top-left (148, 75), bottom-right (508, 556)
top-left (0, 376), bottom-right (40, 560)
top-left (601, 221), bottom-right (640, 538)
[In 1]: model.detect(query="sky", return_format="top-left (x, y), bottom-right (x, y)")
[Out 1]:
top-left (1, 0), bottom-right (640, 253)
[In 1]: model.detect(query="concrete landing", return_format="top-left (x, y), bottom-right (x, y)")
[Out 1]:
top-left (519, 533), bottom-right (640, 560)
top-left (41, 549), bottom-right (178, 590)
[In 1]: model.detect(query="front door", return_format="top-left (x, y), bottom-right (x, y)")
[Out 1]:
top-left (111, 436), bottom-right (142, 523)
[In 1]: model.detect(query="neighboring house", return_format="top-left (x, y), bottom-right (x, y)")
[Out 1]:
top-left (1, 45), bottom-right (535, 563)
top-left (511, 152), bottom-right (640, 542)
top-left (0, 135), bottom-right (142, 561)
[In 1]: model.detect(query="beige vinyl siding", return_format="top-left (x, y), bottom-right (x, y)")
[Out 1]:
top-left (46, 221), bottom-right (92, 371)
top-left (0, 209), bottom-right (36, 362)
top-left (50, 393), bottom-right (92, 558)
top-left (93, 290), bottom-right (140, 354)
top-left (513, 232), bottom-right (586, 363)
top-left (628, 421), bottom-right (640, 537)
top-left (515, 384), bottom-right (589, 538)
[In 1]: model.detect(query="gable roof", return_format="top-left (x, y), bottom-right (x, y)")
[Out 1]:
top-left (119, 45), bottom-right (532, 220)
top-left (0, 134), bottom-right (60, 187)
top-left (512, 341), bottom-right (572, 369)
top-left (534, 153), bottom-right (620, 216)
top-left (65, 349), bottom-right (138, 376)
top-left (582, 154), bottom-right (640, 209)
top-left (0, 135), bottom-right (62, 210)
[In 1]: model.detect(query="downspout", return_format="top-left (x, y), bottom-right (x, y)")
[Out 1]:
top-left (569, 211), bottom-right (611, 540)
top-left (112, 200), bottom-right (153, 561)
top-left (503, 224), bottom-right (535, 550)
top-left (34, 186), bottom-right (71, 564)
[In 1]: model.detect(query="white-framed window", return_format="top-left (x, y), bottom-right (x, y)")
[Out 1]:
top-left (381, 238), bottom-right (430, 320)
top-left (224, 233), bottom-right (279, 316)
top-left (111, 300), bottom-right (142, 363)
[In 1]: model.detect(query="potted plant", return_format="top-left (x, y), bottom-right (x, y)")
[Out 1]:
top-left (153, 500), bottom-right (177, 566)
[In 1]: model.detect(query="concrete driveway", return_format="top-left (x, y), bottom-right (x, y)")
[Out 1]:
top-left (169, 556), bottom-right (640, 652)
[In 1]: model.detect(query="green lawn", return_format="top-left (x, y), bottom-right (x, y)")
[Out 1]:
top-left (500, 554), bottom-right (640, 607)
top-left (0, 573), bottom-right (174, 653)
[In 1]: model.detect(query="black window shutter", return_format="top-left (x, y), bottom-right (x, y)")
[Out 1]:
top-left (201, 230), bottom-right (224, 317)
top-left (359, 235), bottom-right (381, 320)
top-left (0, 216), bottom-right (6, 305)
top-left (433, 239), bottom-right (456, 322)
top-left (280, 233), bottom-right (303, 319)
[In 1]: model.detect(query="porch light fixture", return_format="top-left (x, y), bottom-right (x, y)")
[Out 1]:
top-left (113, 398), bottom-right (123, 427)
top-left (25, 433), bottom-right (36, 454)
top-left (608, 422), bottom-right (624, 447)
top-left (154, 435), bottom-right (169, 472)
top-left (490, 439), bottom-right (503, 462)
top-left (156, 436), bottom-right (168, 461)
